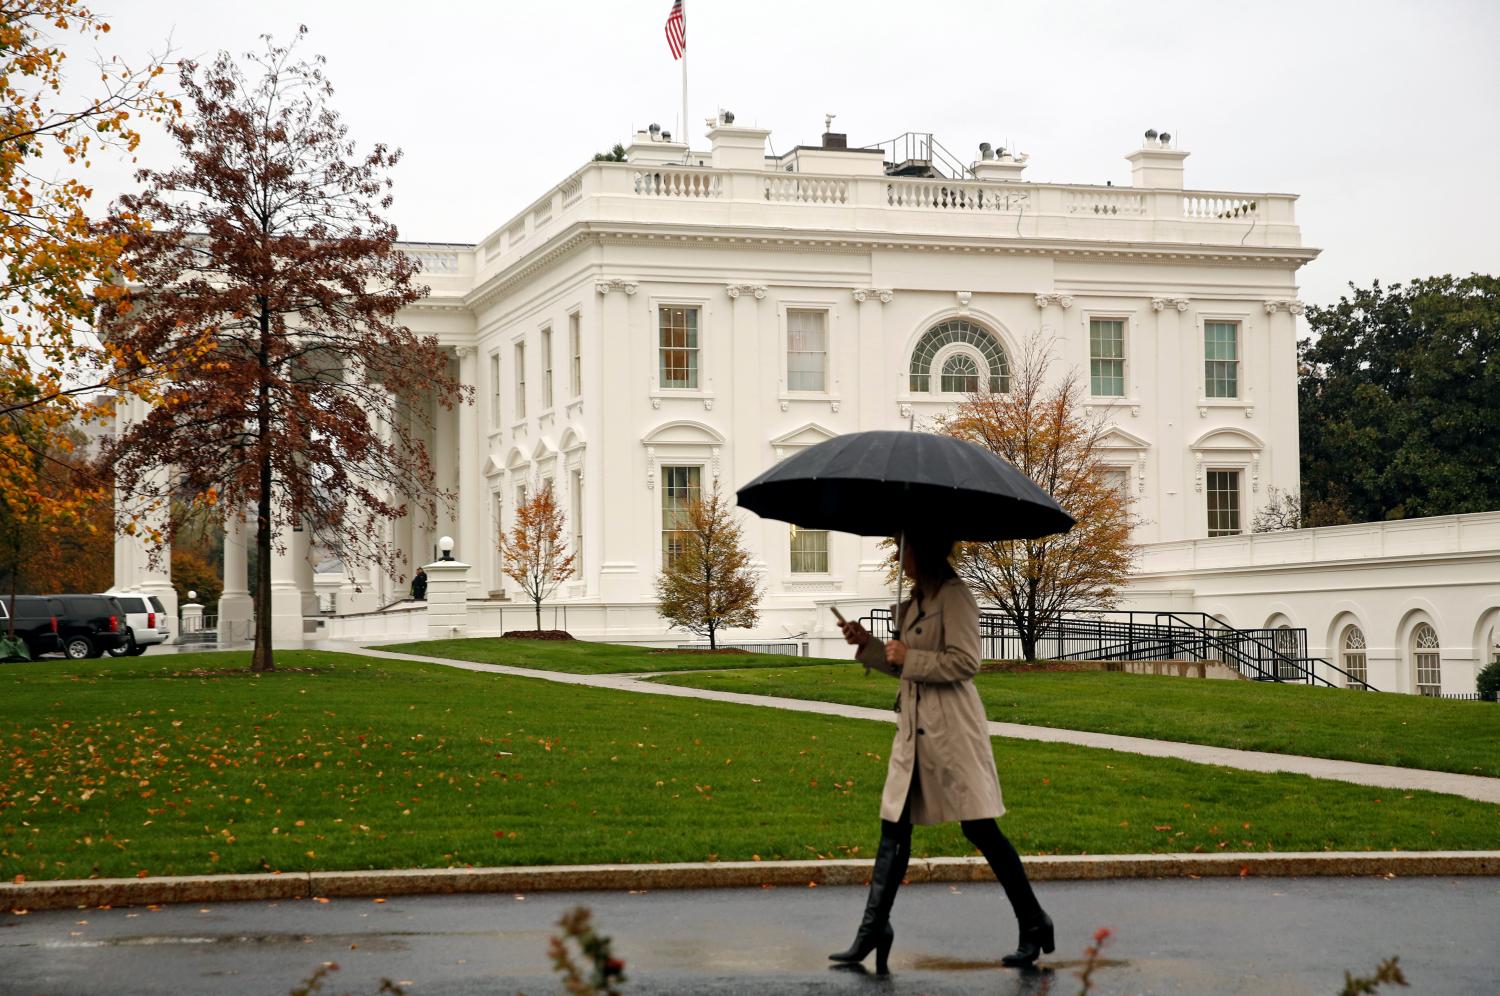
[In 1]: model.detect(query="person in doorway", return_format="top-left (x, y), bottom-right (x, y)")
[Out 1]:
top-left (831, 531), bottom-right (1053, 973)
top-left (410, 566), bottom-right (428, 601)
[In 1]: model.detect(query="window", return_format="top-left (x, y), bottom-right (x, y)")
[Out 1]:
top-left (660, 465), bottom-right (701, 567)
top-left (1089, 318), bottom-right (1126, 397)
top-left (1206, 470), bottom-right (1241, 537)
top-left (540, 327), bottom-right (554, 410)
top-left (516, 483), bottom-right (528, 511)
top-left (514, 342), bottom-right (527, 419)
top-left (786, 309), bottom-right (827, 392)
top-left (491, 493), bottom-right (504, 584)
top-left (939, 353), bottom-right (981, 393)
top-left (1204, 321), bottom-right (1239, 398)
top-left (569, 312), bottom-right (582, 398)
top-left (1413, 623), bottom-right (1441, 696)
top-left (1274, 625), bottom-right (1300, 679)
top-left (1341, 626), bottom-right (1367, 688)
top-left (489, 353), bottom-right (501, 427)
top-left (1103, 467), bottom-right (1132, 499)
top-left (909, 319), bottom-right (1008, 393)
top-left (570, 468), bottom-right (584, 573)
top-left (659, 306), bottom-right (699, 389)
top-left (789, 524), bottom-right (829, 574)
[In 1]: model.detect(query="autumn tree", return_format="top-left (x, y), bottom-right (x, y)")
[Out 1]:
top-left (98, 31), bottom-right (463, 672)
top-left (654, 481), bottom-right (761, 650)
top-left (1251, 486), bottom-right (1302, 533)
top-left (499, 480), bottom-right (577, 632)
top-left (938, 337), bottom-right (1137, 661)
top-left (0, 2), bottom-right (176, 620)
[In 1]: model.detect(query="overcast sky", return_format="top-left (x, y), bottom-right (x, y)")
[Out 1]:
top-left (78, 0), bottom-right (1500, 308)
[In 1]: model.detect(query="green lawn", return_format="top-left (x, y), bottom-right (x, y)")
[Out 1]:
top-left (649, 665), bottom-right (1500, 778)
top-left (3, 651), bottom-right (1496, 883)
top-left (378, 637), bottom-right (838, 674)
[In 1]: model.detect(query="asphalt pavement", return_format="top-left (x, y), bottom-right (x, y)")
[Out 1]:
top-left (4, 876), bottom-right (1497, 995)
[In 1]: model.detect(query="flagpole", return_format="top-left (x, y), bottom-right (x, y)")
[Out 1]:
top-left (680, 0), bottom-right (688, 153)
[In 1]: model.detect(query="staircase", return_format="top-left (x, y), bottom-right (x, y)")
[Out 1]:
top-left (859, 608), bottom-right (1377, 691)
top-left (861, 132), bottom-right (973, 179)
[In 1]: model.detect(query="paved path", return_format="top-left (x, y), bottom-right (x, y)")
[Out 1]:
top-left (4, 877), bottom-right (1496, 994)
top-left (354, 647), bottom-right (1500, 804)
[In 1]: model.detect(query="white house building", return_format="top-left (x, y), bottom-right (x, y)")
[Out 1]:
top-left (113, 117), bottom-right (1499, 694)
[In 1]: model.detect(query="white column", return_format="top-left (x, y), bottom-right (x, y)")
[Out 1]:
top-left (270, 518), bottom-right (304, 644)
top-left (294, 521), bottom-right (318, 617)
top-left (424, 558), bottom-right (471, 638)
top-left (218, 513), bottom-right (253, 644)
top-left (455, 346), bottom-right (483, 595)
top-left (728, 283), bottom-right (766, 569)
top-left (595, 279), bottom-right (638, 601)
top-left (1155, 297), bottom-right (1190, 541)
top-left (433, 359), bottom-right (458, 550)
top-left (854, 288), bottom-right (893, 597)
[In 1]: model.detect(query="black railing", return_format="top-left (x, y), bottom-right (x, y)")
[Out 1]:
top-left (858, 608), bottom-right (1379, 691)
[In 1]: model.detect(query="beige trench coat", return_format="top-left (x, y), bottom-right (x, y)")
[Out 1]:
top-left (856, 577), bottom-right (1004, 825)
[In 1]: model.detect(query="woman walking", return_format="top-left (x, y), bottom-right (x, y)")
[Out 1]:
top-left (830, 531), bottom-right (1053, 973)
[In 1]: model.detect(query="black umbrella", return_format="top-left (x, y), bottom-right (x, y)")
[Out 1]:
top-left (736, 430), bottom-right (1074, 637)
top-left (737, 430), bottom-right (1074, 541)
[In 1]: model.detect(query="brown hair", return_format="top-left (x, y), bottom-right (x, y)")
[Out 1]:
top-left (905, 531), bottom-right (958, 587)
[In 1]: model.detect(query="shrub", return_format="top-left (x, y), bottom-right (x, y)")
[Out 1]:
top-left (1476, 659), bottom-right (1500, 702)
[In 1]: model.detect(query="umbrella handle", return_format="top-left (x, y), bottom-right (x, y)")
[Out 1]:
top-left (894, 530), bottom-right (905, 643)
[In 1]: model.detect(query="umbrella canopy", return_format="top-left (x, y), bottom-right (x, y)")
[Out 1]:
top-left (736, 430), bottom-right (1074, 542)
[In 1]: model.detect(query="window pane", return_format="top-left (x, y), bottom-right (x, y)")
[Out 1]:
top-left (514, 343), bottom-right (526, 418)
top-left (659, 307), bottom-right (700, 389)
top-left (569, 313), bottom-right (582, 397)
top-left (786, 310), bottom-right (827, 392)
top-left (909, 319), bottom-right (1009, 394)
top-left (789, 526), bottom-right (828, 574)
top-left (1204, 321), bottom-right (1239, 398)
top-left (1089, 319), bottom-right (1126, 397)
top-left (541, 328), bottom-right (553, 409)
top-left (1206, 470), bottom-right (1241, 537)
top-left (940, 353), bottom-right (980, 393)
top-left (661, 465), bottom-right (702, 567)
top-left (489, 353), bottom-right (501, 426)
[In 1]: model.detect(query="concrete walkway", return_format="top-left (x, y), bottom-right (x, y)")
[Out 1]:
top-left (353, 647), bottom-right (1500, 805)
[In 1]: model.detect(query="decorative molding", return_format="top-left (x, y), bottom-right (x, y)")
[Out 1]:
top-left (1130, 405), bottom-right (1141, 418)
top-left (1137, 457), bottom-right (1148, 494)
top-left (1245, 406), bottom-right (1256, 419)
top-left (955, 290), bottom-right (972, 310)
top-left (829, 400), bottom-right (840, 414)
top-left (1252, 458), bottom-right (1261, 493)
top-left (1194, 453), bottom-right (1204, 493)
top-left (651, 397), bottom-right (662, 410)
top-left (645, 447), bottom-right (656, 490)
top-left (898, 403), bottom-right (913, 419)
top-left (725, 283), bottom-right (768, 300)
top-left (594, 278), bottom-right (638, 295)
top-left (852, 288), bottom-right (894, 304)
top-left (1152, 296), bottom-right (1190, 312)
top-left (703, 397), bottom-right (714, 411)
top-left (1262, 299), bottom-right (1306, 316)
top-left (1033, 293), bottom-right (1074, 310)
top-left (453, 345), bottom-right (474, 358)
top-left (711, 447), bottom-right (722, 480)
top-left (1199, 406), bottom-right (1209, 419)
top-left (779, 400), bottom-right (790, 412)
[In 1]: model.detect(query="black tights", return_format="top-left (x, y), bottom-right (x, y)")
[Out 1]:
top-left (881, 786), bottom-right (1042, 922)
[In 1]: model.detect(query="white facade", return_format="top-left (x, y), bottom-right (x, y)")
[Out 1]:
top-left (115, 118), bottom-right (1498, 692)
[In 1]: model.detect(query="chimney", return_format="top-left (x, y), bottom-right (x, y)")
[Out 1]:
top-left (707, 121), bottom-right (771, 170)
top-left (624, 126), bottom-right (689, 166)
top-left (821, 131), bottom-right (848, 149)
top-left (1126, 133), bottom-right (1189, 189)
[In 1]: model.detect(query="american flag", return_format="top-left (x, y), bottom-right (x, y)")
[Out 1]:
top-left (665, 0), bottom-right (686, 59)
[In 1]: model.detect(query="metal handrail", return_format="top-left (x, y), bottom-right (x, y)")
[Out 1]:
top-left (860, 132), bottom-right (973, 179)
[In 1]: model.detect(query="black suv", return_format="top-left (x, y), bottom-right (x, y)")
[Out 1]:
top-left (52, 594), bottom-right (129, 659)
top-left (0, 596), bottom-right (64, 659)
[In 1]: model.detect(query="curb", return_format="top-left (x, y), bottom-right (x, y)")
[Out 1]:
top-left (6, 851), bottom-right (1499, 912)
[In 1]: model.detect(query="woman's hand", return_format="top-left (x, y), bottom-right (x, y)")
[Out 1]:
top-left (885, 640), bottom-right (908, 667)
top-left (839, 619), bottom-right (870, 648)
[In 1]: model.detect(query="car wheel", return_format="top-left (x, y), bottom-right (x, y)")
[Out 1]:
top-left (107, 631), bottom-right (136, 657)
top-left (127, 643), bottom-right (149, 656)
top-left (64, 636), bottom-right (95, 660)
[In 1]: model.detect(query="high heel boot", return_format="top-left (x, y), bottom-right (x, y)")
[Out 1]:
top-left (828, 833), bottom-right (906, 974)
top-left (1000, 910), bottom-right (1055, 967)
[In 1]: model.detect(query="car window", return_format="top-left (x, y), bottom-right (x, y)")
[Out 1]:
top-left (148, 596), bottom-right (166, 613)
top-left (117, 597), bottom-right (145, 613)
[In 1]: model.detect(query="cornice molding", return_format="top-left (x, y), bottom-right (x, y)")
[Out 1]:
top-left (852, 288), bottom-right (894, 304)
top-left (725, 283), bottom-right (767, 300)
top-left (1263, 298), bottom-right (1306, 315)
top-left (1152, 296), bottom-right (1191, 312)
top-left (594, 278), bottom-right (639, 295)
top-left (1034, 293), bottom-right (1074, 310)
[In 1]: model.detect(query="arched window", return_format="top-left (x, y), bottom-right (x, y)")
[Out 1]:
top-left (1341, 626), bottom-right (1367, 689)
top-left (909, 319), bottom-right (1009, 394)
top-left (1413, 624), bottom-right (1441, 696)
top-left (940, 353), bottom-right (980, 393)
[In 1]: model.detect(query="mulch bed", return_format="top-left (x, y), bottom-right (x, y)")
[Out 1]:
top-left (648, 648), bottom-right (751, 655)
top-left (501, 630), bottom-right (575, 641)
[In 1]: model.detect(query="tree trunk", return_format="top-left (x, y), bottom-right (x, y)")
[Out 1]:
top-left (708, 620), bottom-right (716, 651)
top-left (534, 597), bottom-right (541, 632)
top-left (250, 299), bottom-right (275, 673)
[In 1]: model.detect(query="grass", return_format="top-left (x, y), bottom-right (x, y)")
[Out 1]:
top-left (3, 650), bottom-right (1497, 883)
top-left (377, 637), bottom-right (839, 674)
top-left (648, 665), bottom-right (1500, 778)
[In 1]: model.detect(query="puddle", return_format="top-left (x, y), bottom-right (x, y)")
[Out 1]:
top-left (38, 933), bottom-right (411, 952)
top-left (910, 954), bottom-right (1130, 972)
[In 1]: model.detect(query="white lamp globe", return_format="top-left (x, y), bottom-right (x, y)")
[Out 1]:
top-left (439, 536), bottom-right (455, 560)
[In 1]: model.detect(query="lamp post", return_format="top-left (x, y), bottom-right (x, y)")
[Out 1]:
top-left (439, 536), bottom-right (455, 562)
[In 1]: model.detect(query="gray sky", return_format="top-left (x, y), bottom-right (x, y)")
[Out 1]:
top-left (82, 0), bottom-right (1500, 308)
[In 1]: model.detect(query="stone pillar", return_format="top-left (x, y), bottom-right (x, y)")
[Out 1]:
top-left (433, 359), bottom-right (459, 550)
top-left (270, 518), bottom-right (305, 643)
top-left (180, 598), bottom-right (204, 640)
top-left (728, 282), bottom-right (767, 572)
top-left (111, 394), bottom-right (179, 642)
top-left (455, 346), bottom-right (483, 595)
top-left (424, 558), bottom-right (471, 639)
top-left (218, 513), bottom-right (253, 645)
top-left (1263, 300), bottom-right (1304, 497)
top-left (853, 287), bottom-right (895, 598)
top-left (1153, 296), bottom-right (1190, 538)
top-left (595, 279), bottom-right (638, 601)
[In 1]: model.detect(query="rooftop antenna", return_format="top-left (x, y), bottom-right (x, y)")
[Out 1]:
top-left (825, 112), bottom-right (836, 133)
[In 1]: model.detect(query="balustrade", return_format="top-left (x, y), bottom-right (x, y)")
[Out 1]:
top-left (632, 168), bottom-right (722, 198)
top-left (764, 175), bottom-right (848, 204)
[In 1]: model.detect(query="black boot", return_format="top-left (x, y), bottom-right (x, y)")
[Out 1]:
top-left (828, 833), bottom-right (907, 974)
top-left (1000, 910), bottom-right (1055, 968)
